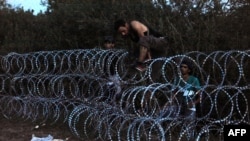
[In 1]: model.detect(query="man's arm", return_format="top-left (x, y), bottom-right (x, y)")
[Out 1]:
top-left (187, 90), bottom-right (201, 108)
top-left (130, 21), bottom-right (148, 37)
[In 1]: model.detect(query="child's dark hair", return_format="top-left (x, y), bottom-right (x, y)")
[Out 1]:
top-left (114, 19), bottom-right (126, 31)
top-left (104, 36), bottom-right (115, 43)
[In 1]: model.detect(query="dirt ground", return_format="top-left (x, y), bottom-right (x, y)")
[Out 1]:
top-left (0, 116), bottom-right (82, 141)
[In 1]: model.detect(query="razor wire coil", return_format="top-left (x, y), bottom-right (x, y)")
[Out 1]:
top-left (0, 48), bottom-right (249, 141)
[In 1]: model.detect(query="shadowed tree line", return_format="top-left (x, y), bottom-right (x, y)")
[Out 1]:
top-left (0, 0), bottom-right (249, 55)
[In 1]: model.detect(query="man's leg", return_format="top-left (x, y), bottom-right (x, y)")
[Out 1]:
top-left (135, 46), bottom-right (149, 72)
top-left (138, 46), bottom-right (148, 62)
top-left (147, 50), bottom-right (152, 60)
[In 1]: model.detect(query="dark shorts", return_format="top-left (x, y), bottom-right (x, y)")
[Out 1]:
top-left (138, 35), bottom-right (169, 57)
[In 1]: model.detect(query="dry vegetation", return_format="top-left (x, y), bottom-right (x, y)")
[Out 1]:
top-left (0, 0), bottom-right (249, 55)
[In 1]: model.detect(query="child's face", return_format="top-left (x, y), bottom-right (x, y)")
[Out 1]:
top-left (104, 42), bottom-right (115, 49)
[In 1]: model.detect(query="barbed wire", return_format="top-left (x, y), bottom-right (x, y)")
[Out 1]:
top-left (0, 49), bottom-right (249, 140)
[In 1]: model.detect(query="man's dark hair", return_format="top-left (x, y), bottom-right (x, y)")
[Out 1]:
top-left (181, 59), bottom-right (194, 74)
top-left (114, 19), bottom-right (126, 31)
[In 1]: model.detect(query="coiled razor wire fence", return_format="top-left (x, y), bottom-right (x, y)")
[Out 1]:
top-left (0, 49), bottom-right (249, 141)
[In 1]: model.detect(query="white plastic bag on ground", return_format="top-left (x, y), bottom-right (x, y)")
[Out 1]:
top-left (31, 134), bottom-right (53, 141)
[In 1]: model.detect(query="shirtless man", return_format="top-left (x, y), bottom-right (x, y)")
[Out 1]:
top-left (114, 19), bottom-right (169, 72)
